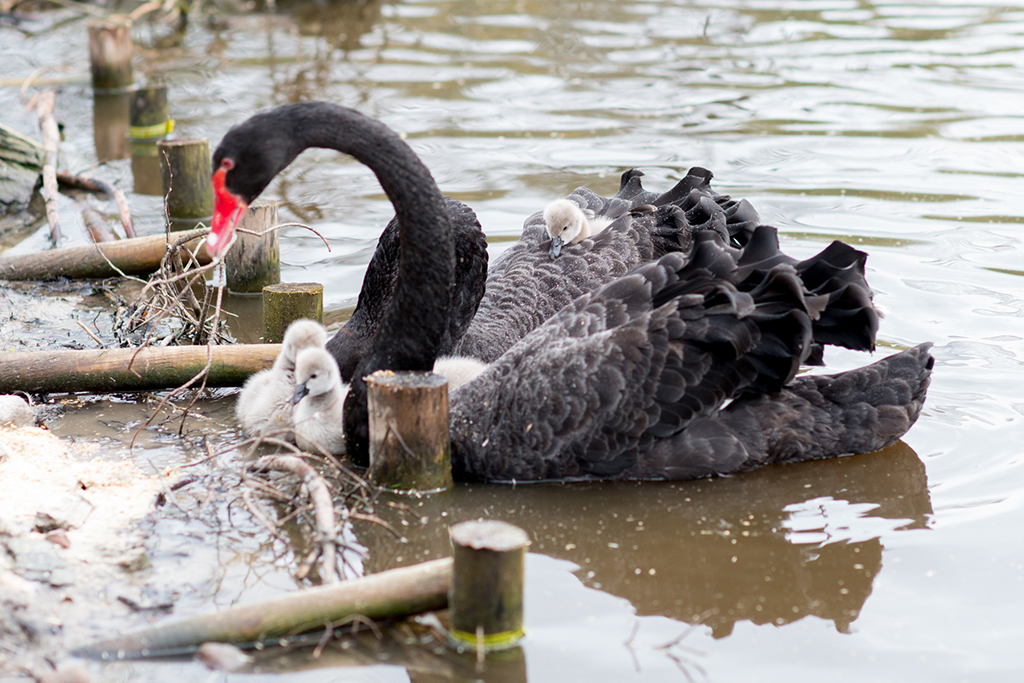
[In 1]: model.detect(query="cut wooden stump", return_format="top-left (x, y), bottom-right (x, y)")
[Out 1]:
top-left (87, 18), bottom-right (133, 92)
top-left (367, 370), bottom-right (452, 492)
top-left (262, 282), bottom-right (323, 343)
top-left (448, 520), bottom-right (529, 652)
top-left (158, 137), bottom-right (213, 231)
top-left (226, 199), bottom-right (280, 294)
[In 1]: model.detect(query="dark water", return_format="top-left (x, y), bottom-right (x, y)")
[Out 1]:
top-left (2, 0), bottom-right (1024, 680)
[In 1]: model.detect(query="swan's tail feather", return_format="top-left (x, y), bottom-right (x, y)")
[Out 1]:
top-left (722, 198), bottom-right (761, 247)
top-left (644, 344), bottom-right (934, 480)
top-left (732, 343), bottom-right (934, 467)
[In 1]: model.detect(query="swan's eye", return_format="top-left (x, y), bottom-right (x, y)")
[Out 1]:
top-left (220, 158), bottom-right (235, 171)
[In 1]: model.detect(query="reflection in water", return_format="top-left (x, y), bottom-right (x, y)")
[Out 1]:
top-left (355, 442), bottom-right (930, 640)
top-left (93, 93), bottom-right (131, 162)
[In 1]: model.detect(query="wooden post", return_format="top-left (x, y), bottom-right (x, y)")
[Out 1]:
top-left (87, 18), bottom-right (133, 92)
top-left (366, 370), bottom-right (452, 492)
top-left (448, 520), bottom-right (529, 653)
top-left (129, 84), bottom-right (171, 141)
top-left (262, 283), bottom-right (323, 343)
top-left (225, 198), bottom-right (281, 294)
top-left (158, 137), bottom-right (213, 231)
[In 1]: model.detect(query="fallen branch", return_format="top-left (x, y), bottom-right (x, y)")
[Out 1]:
top-left (57, 171), bottom-right (136, 238)
top-left (81, 204), bottom-right (116, 242)
top-left (250, 455), bottom-right (340, 583)
top-left (74, 557), bottom-right (453, 658)
top-left (28, 90), bottom-right (61, 243)
top-left (0, 228), bottom-right (210, 280)
top-left (0, 344), bottom-right (280, 394)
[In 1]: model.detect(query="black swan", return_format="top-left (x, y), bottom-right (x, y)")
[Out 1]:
top-left (209, 102), bottom-right (759, 379)
top-left (211, 103), bottom-right (931, 480)
top-left (235, 318), bottom-right (326, 439)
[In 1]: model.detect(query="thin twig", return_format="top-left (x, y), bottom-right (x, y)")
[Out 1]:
top-left (75, 320), bottom-right (104, 347)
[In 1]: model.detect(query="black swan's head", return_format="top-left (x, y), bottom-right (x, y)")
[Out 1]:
top-left (209, 106), bottom-right (309, 257)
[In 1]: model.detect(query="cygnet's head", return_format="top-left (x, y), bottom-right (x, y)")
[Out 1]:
top-left (292, 347), bottom-right (345, 405)
top-left (279, 319), bottom-right (328, 369)
top-left (544, 199), bottom-right (587, 258)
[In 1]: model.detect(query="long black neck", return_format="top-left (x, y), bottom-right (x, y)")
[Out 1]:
top-left (261, 104), bottom-right (454, 463)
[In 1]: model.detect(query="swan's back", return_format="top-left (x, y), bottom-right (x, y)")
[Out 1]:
top-left (448, 229), bottom-right (921, 482)
top-left (452, 168), bottom-right (759, 363)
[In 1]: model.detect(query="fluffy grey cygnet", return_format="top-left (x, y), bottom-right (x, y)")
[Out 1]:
top-left (291, 347), bottom-right (349, 455)
top-left (544, 198), bottom-right (615, 258)
top-left (236, 319), bottom-right (327, 440)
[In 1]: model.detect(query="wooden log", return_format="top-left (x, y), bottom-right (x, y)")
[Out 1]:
top-left (366, 370), bottom-right (452, 492)
top-left (262, 283), bottom-right (323, 343)
top-left (81, 205), bottom-right (116, 243)
top-left (0, 228), bottom-right (210, 280)
top-left (74, 557), bottom-right (453, 658)
top-left (87, 18), bottom-right (133, 92)
top-left (226, 199), bottom-right (280, 294)
top-left (448, 520), bottom-right (529, 653)
top-left (158, 137), bottom-right (213, 231)
top-left (58, 171), bottom-right (135, 238)
top-left (0, 344), bottom-right (280, 395)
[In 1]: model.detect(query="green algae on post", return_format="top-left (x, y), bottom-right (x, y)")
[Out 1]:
top-left (262, 283), bottom-right (323, 344)
top-left (158, 137), bottom-right (214, 231)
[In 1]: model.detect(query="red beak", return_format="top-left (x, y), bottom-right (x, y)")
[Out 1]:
top-left (209, 167), bottom-right (247, 258)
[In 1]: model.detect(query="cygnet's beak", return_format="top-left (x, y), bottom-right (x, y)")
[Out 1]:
top-left (292, 382), bottom-right (310, 405)
top-left (548, 236), bottom-right (564, 258)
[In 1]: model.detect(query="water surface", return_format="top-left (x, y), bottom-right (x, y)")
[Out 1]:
top-left (2, 0), bottom-right (1023, 680)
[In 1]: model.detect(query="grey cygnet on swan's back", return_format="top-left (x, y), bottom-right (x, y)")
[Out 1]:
top-left (544, 198), bottom-right (615, 258)
top-left (235, 319), bottom-right (326, 440)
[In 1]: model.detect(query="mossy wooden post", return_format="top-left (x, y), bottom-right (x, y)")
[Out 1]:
top-left (129, 83), bottom-right (171, 195)
top-left (262, 283), bottom-right (323, 343)
top-left (87, 18), bottom-right (133, 92)
top-left (225, 198), bottom-right (280, 294)
top-left (366, 370), bottom-right (452, 492)
top-left (129, 84), bottom-right (170, 139)
top-left (158, 137), bottom-right (213, 231)
top-left (448, 520), bottom-right (529, 653)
